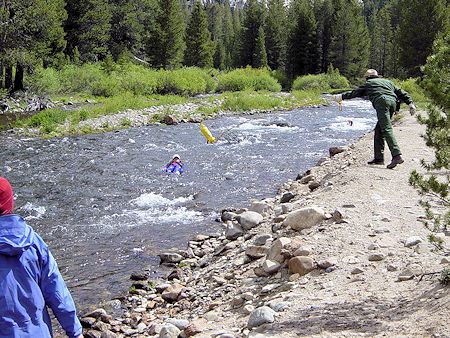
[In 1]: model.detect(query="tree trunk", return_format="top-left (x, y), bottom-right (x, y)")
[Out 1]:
top-left (5, 66), bottom-right (13, 90)
top-left (0, 62), bottom-right (3, 88)
top-left (13, 63), bottom-right (24, 91)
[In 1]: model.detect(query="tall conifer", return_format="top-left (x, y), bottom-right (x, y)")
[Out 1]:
top-left (184, 1), bottom-right (214, 68)
top-left (265, 0), bottom-right (287, 70)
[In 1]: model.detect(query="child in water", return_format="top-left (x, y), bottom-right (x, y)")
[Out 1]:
top-left (164, 154), bottom-right (184, 175)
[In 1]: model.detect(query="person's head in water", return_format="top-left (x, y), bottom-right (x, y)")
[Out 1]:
top-left (0, 177), bottom-right (14, 215)
top-left (365, 69), bottom-right (379, 79)
top-left (172, 154), bottom-right (181, 163)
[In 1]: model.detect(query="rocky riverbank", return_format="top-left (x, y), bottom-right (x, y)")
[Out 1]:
top-left (78, 112), bottom-right (449, 338)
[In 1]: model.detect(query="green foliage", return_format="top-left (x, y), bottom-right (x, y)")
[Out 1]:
top-left (391, 78), bottom-right (428, 107)
top-left (147, 0), bottom-right (186, 69)
top-left (184, 1), bottom-right (214, 68)
top-left (265, 0), bottom-right (287, 70)
top-left (291, 68), bottom-right (349, 91)
top-left (157, 68), bottom-right (216, 96)
top-left (397, 0), bottom-right (447, 78)
top-left (440, 269), bottom-right (450, 286)
top-left (238, 0), bottom-right (265, 67)
top-left (420, 28), bottom-right (450, 112)
top-left (217, 67), bottom-right (281, 92)
top-left (221, 91), bottom-right (283, 111)
top-left (253, 26), bottom-right (268, 69)
top-left (409, 27), bottom-right (450, 238)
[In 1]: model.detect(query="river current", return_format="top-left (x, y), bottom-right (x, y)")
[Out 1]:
top-left (0, 99), bottom-right (375, 310)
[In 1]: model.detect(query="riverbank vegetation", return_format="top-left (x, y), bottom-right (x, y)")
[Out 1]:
top-left (1, 0), bottom-right (447, 137)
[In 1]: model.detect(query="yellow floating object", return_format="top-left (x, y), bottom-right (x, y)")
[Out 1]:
top-left (200, 121), bottom-right (216, 144)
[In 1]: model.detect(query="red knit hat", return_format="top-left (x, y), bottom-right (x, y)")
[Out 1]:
top-left (0, 177), bottom-right (14, 215)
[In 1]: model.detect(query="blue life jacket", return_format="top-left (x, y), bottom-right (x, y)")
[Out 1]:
top-left (164, 162), bottom-right (184, 175)
top-left (0, 214), bottom-right (82, 338)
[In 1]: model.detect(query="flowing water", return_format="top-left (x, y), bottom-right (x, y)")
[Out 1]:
top-left (0, 99), bottom-right (376, 310)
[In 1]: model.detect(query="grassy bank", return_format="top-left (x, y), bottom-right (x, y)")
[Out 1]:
top-left (11, 63), bottom-right (388, 137)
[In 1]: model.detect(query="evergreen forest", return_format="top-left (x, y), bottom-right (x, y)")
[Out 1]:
top-left (1, 0), bottom-right (448, 92)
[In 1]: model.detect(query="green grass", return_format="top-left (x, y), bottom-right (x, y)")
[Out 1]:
top-left (391, 78), bottom-right (429, 109)
top-left (217, 67), bottom-right (282, 92)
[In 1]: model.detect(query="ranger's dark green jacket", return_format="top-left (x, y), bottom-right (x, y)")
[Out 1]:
top-left (342, 77), bottom-right (413, 105)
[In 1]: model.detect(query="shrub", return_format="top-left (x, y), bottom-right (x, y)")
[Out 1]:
top-left (291, 67), bottom-right (349, 92)
top-left (221, 91), bottom-right (283, 111)
top-left (391, 78), bottom-right (428, 106)
top-left (217, 67), bottom-right (281, 92)
top-left (156, 68), bottom-right (216, 96)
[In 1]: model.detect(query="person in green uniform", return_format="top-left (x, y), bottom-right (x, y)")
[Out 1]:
top-left (333, 69), bottom-right (416, 169)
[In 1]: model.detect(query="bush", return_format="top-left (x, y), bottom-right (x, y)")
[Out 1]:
top-left (28, 63), bottom-right (216, 97)
top-left (221, 91), bottom-right (283, 111)
top-left (217, 67), bottom-right (281, 92)
top-left (391, 78), bottom-right (428, 106)
top-left (291, 67), bottom-right (349, 91)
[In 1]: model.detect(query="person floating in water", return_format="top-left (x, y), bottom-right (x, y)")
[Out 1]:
top-left (164, 154), bottom-right (184, 175)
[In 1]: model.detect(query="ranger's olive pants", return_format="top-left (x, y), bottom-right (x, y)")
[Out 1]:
top-left (372, 96), bottom-right (401, 160)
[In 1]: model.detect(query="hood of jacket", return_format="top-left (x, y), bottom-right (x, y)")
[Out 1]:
top-left (0, 214), bottom-right (34, 256)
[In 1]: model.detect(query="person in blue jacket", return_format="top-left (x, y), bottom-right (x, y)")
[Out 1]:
top-left (0, 177), bottom-right (83, 338)
top-left (164, 154), bottom-right (184, 175)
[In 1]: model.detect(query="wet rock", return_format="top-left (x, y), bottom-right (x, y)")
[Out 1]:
top-left (130, 272), bottom-right (148, 281)
top-left (247, 306), bottom-right (276, 329)
top-left (225, 222), bottom-right (243, 240)
top-left (329, 146), bottom-right (347, 157)
top-left (159, 323), bottom-right (181, 338)
top-left (162, 114), bottom-right (178, 125)
top-left (237, 211), bottom-right (264, 230)
top-left (283, 206), bottom-right (325, 231)
top-left (161, 283), bottom-right (184, 302)
top-left (280, 192), bottom-right (295, 203)
top-left (245, 245), bottom-right (269, 259)
top-left (249, 201), bottom-right (272, 216)
top-left (288, 256), bottom-right (316, 276)
top-left (159, 252), bottom-right (184, 264)
top-left (404, 236), bottom-right (422, 247)
top-left (221, 211), bottom-right (237, 222)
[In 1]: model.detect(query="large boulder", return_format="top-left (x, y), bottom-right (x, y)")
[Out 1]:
top-left (159, 252), bottom-right (184, 264)
top-left (237, 211), bottom-right (264, 230)
top-left (225, 221), bottom-right (244, 240)
top-left (288, 256), bottom-right (316, 275)
top-left (283, 206), bottom-right (325, 231)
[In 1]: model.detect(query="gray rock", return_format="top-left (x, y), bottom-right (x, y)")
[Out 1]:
top-left (225, 222), bottom-right (243, 240)
top-left (283, 206), bottom-right (325, 231)
top-left (351, 267), bottom-right (364, 274)
top-left (267, 237), bottom-right (291, 263)
top-left (329, 146), bottom-right (347, 157)
top-left (249, 201), bottom-right (272, 216)
top-left (159, 323), bottom-right (181, 338)
top-left (262, 259), bottom-right (281, 274)
top-left (317, 257), bottom-right (338, 269)
top-left (253, 234), bottom-right (272, 246)
top-left (245, 245), bottom-right (269, 259)
top-left (247, 306), bottom-right (276, 329)
top-left (166, 318), bottom-right (189, 330)
top-left (404, 236), bottom-right (422, 247)
top-left (237, 211), bottom-right (264, 230)
top-left (280, 192), bottom-right (295, 203)
top-left (221, 211), bottom-right (238, 222)
top-left (368, 253), bottom-right (385, 261)
top-left (299, 174), bottom-right (315, 184)
top-left (293, 244), bottom-right (313, 256)
top-left (159, 252), bottom-right (184, 264)
top-left (308, 181), bottom-right (320, 191)
top-left (161, 283), bottom-right (184, 302)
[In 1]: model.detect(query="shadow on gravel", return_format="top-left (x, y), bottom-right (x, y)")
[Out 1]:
top-left (257, 283), bottom-right (449, 336)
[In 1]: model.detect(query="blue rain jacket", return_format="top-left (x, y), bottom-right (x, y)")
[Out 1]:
top-left (164, 162), bottom-right (184, 175)
top-left (0, 214), bottom-right (82, 338)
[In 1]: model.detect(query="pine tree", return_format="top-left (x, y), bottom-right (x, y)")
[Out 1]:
top-left (65, 0), bottom-right (112, 62)
top-left (409, 28), bottom-right (449, 249)
top-left (265, 0), bottom-right (287, 70)
top-left (397, 0), bottom-right (447, 77)
top-left (254, 25), bottom-right (268, 68)
top-left (0, 0), bottom-right (67, 90)
top-left (315, 0), bottom-right (334, 73)
top-left (147, 0), bottom-right (186, 69)
top-left (286, 0), bottom-right (319, 78)
top-left (328, 0), bottom-right (369, 80)
top-left (184, 1), bottom-right (214, 68)
top-left (239, 0), bottom-right (265, 67)
top-left (368, 5), bottom-right (394, 75)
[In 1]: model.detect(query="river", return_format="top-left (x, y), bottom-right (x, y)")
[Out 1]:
top-left (0, 99), bottom-right (375, 311)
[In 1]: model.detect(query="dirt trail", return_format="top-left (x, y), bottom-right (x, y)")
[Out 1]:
top-left (221, 113), bottom-right (449, 337)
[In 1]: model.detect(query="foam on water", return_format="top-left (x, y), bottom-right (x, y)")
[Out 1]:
top-left (324, 116), bottom-right (375, 132)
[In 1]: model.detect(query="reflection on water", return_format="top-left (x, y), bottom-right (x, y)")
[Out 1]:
top-left (0, 99), bottom-right (375, 310)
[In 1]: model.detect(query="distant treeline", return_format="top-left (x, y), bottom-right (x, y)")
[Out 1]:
top-left (0, 0), bottom-right (448, 92)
